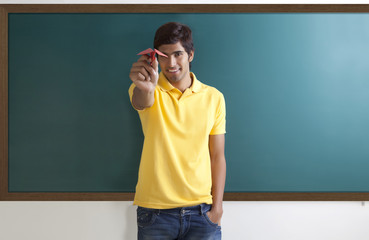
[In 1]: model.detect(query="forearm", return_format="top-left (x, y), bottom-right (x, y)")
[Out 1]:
top-left (132, 86), bottom-right (155, 110)
top-left (211, 154), bottom-right (226, 211)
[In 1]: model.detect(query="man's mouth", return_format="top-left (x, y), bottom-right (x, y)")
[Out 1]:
top-left (168, 69), bottom-right (180, 73)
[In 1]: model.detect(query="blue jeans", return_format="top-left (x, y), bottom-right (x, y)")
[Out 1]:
top-left (137, 203), bottom-right (222, 240)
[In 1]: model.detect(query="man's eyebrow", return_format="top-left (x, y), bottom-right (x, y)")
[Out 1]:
top-left (160, 50), bottom-right (184, 55)
top-left (173, 51), bottom-right (184, 55)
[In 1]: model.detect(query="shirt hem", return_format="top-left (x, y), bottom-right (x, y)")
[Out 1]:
top-left (209, 131), bottom-right (226, 135)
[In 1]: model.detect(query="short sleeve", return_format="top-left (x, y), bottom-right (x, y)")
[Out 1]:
top-left (210, 92), bottom-right (226, 135)
top-left (128, 83), bottom-right (147, 112)
top-left (128, 83), bottom-right (135, 103)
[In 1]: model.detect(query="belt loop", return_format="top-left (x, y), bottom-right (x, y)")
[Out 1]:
top-left (200, 203), bottom-right (205, 214)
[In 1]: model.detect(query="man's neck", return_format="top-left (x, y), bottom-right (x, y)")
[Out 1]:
top-left (170, 73), bottom-right (193, 93)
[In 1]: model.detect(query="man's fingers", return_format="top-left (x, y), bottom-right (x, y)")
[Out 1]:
top-left (151, 57), bottom-right (159, 73)
top-left (137, 54), bottom-right (150, 62)
top-left (132, 60), bottom-right (155, 74)
top-left (130, 70), bottom-right (151, 82)
top-left (131, 63), bottom-right (152, 80)
top-left (129, 54), bottom-right (158, 87)
top-left (131, 61), bottom-right (157, 81)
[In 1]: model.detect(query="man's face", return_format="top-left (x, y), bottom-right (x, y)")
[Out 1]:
top-left (157, 42), bottom-right (194, 84)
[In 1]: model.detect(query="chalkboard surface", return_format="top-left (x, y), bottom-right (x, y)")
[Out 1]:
top-left (6, 12), bottom-right (369, 196)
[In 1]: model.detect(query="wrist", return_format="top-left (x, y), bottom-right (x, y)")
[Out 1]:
top-left (211, 204), bottom-right (223, 214)
top-left (134, 85), bottom-right (155, 95)
top-left (212, 198), bottom-right (223, 208)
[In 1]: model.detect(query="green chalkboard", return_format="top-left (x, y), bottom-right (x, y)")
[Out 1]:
top-left (2, 5), bottom-right (369, 200)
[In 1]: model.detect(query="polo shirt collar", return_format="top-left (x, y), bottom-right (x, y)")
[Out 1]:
top-left (190, 72), bottom-right (202, 93)
top-left (158, 72), bottom-right (202, 93)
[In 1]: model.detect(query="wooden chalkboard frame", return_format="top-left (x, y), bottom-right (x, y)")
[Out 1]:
top-left (2, 4), bottom-right (369, 201)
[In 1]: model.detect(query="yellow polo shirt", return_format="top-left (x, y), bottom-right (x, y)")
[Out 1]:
top-left (128, 72), bottom-right (226, 209)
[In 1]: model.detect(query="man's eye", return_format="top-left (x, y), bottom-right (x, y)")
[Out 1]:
top-left (175, 52), bottom-right (182, 57)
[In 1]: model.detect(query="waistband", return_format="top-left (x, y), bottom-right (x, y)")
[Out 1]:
top-left (137, 203), bottom-right (212, 216)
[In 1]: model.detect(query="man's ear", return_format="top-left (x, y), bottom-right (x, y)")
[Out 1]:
top-left (188, 50), bottom-right (194, 62)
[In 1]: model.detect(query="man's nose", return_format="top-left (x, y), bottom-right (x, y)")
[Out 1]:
top-left (169, 56), bottom-right (176, 67)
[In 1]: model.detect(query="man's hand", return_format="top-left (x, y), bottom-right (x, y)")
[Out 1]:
top-left (207, 208), bottom-right (223, 226)
top-left (129, 55), bottom-right (159, 93)
top-left (129, 55), bottom-right (159, 109)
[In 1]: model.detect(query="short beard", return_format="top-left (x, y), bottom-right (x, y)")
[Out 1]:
top-left (163, 72), bottom-right (182, 83)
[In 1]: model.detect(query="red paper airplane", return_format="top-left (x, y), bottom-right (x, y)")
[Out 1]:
top-left (137, 48), bottom-right (168, 64)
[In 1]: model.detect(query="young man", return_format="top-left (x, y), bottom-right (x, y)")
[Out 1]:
top-left (128, 22), bottom-right (226, 240)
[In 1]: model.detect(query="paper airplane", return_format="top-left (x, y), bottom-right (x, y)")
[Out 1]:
top-left (137, 48), bottom-right (168, 64)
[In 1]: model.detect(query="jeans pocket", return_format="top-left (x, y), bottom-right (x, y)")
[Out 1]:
top-left (202, 211), bottom-right (219, 228)
top-left (137, 207), bottom-right (158, 228)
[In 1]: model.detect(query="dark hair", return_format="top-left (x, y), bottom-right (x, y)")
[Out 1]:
top-left (154, 22), bottom-right (194, 56)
